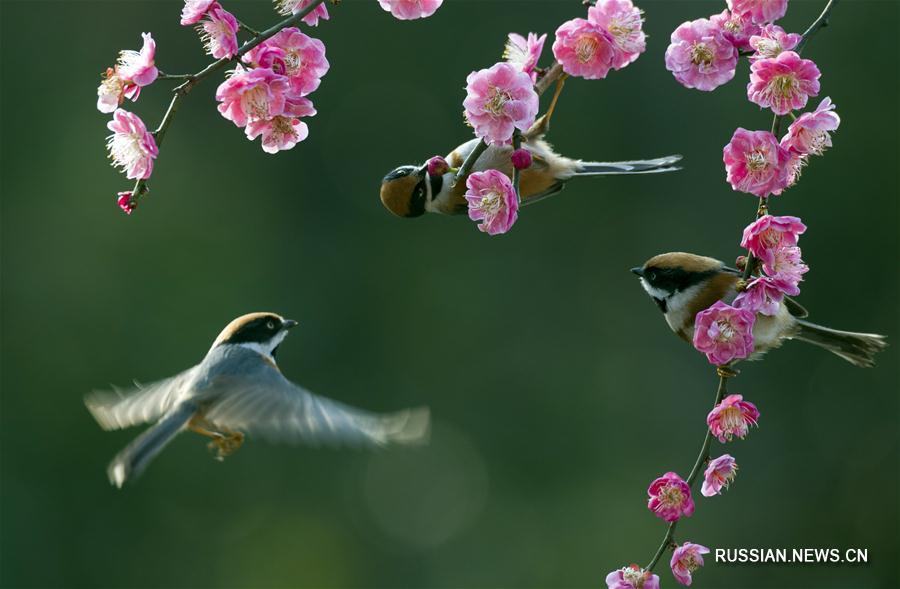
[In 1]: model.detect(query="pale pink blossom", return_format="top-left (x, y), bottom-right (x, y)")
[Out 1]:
top-left (106, 109), bottom-right (158, 180)
top-left (723, 128), bottom-right (791, 197)
top-left (740, 214), bottom-right (807, 265)
top-left (733, 276), bottom-right (784, 316)
top-left (464, 170), bottom-right (519, 235)
top-left (511, 148), bottom-right (532, 170)
top-left (748, 51), bottom-right (821, 115)
top-left (727, 0), bottom-right (788, 25)
top-left (216, 66), bottom-right (291, 128)
top-left (670, 542), bottom-right (710, 586)
top-left (781, 97), bottom-right (840, 156)
top-left (117, 191), bottom-right (136, 215)
top-left (552, 18), bottom-right (621, 80)
top-left (707, 394), bottom-right (760, 443)
top-left (785, 150), bottom-right (807, 187)
top-left (701, 455), bottom-right (738, 497)
top-left (504, 32), bottom-right (547, 82)
top-left (665, 18), bottom-right (738, 91)
top-left (97, 67), bottom-right (138, 113)
top-left (763, 246), bottom-right (808, 294)
top-left (693, 300), bottom-right (756, 365)
top-left (463, 62), bottom-right (539, 145)
top-left (198, 4), bottom-right (239, 59)
top-left (246, 116), bottom-right (309, 153)
top-left (711, 9), bottom-right (760, 51)
top-left (647, 471), bottom-right (694, 522)
top-left (749, 24), bottom-right (802, 60)
top-left (181, 0), bottom-right (217, 25)
top-left (606, 565), bottom-right (660, 589)
top-left (588, 0), bottom-right (646, 67)
top-left (426, 155), bottom-right (449, 176)
top-left (377, 0), bottom-right (443, 20)
top-left (243, 28), bottom-right (329, 96)
top-left (274, 0), bottom-right (330, 26)
top-left (116, 33), bottom-right (159, 87)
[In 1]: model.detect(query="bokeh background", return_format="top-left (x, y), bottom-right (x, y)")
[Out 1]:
top-left (1, 1), bottom-right (897, 587)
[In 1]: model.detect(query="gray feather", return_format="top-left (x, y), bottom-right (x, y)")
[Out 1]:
top-left (794, 321), bottom-right (887, 367)
top-left (85, 367), bottom-right (196, 430)
top-left (576, 155), bottom-right (682, 176)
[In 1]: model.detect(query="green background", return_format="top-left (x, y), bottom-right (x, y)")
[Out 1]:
top-left (1, 1), bottom-right (897, 587)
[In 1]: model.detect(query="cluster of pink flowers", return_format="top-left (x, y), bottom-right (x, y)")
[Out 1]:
top-left (553, 0), bottom-right (646, 80)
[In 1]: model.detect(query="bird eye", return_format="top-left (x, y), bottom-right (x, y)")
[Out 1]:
top-left (267, 321), bottom-right (275, 330)
top-left (647, 271), bottom-right (657, 282)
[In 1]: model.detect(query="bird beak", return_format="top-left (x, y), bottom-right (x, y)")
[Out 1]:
top-left (282, 319), bottom-right (298, 329)
top-left (630, 267), bottom-right (644, 277)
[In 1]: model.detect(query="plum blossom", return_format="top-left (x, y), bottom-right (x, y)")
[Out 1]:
top-left (740, 214), bottom-right (806, 265)
top-left (426, 155), bottom-right (449, 176)
top-left (117, 33), bottom-right (159, 88)
top-left (781, 97), bottom-right (840, 156)
top-left (106, 109), bottom-right (159, 180)
top-left (711, 9), bottom-right (760, 52)
top-left (181, 0), bottom-right (217, 25)
top-left (243, 28), bottom-right (329, 96)
top-left (464, 170), bottom-right (519, 235)
top-left (588, 0), bottom-right (646, 67)
top-left (670, 543), bottom-right (710, 586)
top-left (763, 246), bottom-right (808, 294)
top-left (274, 0), bottom-right (330, 26)
top-left (606, 565), bottom-right (660, 589)
top-left (749, 24), bottom-right (802, 60)
top-left (97, 68), bottom-right (136, 113)
top-left (552, 17), bottom-right (621, 80)
top-left (748, 51), bottom-right (821, 115)
top-left (377, 0), bottom-right (443, 20)
top-left (707, 394), bottom-right (760, 442)
top-left (723, 128), bottom-right (791, 197)
top-left (246, 116), bottom-right (309, 153)
top-left (511, 148), bottom-right (532, 170)
top-left (701, 454), bottom-right (738, 497)
top-left (117, 191), bottom-right (136, 215)
top-left (463, 62), bottom-right (539, 145)
top-left (665, 18), bottom-right (738, 91)
top-left (504, 32), bottom-right (546, 82)
top-left (198, 4), bottom-right (239, 59)
top-left (727, 0), bottom-right (788, 25)
top-left (216, 66), bottom-right (291, 128)
top-left (693, 300), bottom-right (756, 365)
top-left (734, 276), bottom-right (784, 315)
top-left (647, 471), bottom-right (694, 522)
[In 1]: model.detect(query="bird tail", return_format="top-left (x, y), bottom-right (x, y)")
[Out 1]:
top-left (107, 401), bottom-right (197, 488)
top-left (794, 320), bottom-right (888, 368)
top-left (575, 155), bottom-right (682, 176)
top-left (377, 407), bottom-right (431, 446)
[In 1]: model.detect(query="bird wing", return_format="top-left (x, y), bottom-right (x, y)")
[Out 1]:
top-left (85, 367), bottom-right (197, 430)
top-left (202, 358), bottom-right (429, 447)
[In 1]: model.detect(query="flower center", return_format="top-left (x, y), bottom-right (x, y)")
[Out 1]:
top-left (768, 74), bottom-right (799, 100)
top-left (681, 554), bottom-right (700, 573)
top-left (622, 567), bottom-right (646, 588)
top-left (283, 50), bottom-right (303, 76)
top-left (484, 87), bottom-right (511, 118)
top-left (691, 42), bottom-right (713, 66)
top-left (108, 131), bottom-right (148, 169)
top-left (719, 406), bottom-right (745, 434)
top-left (575, 34), bottom-right (600, 63)
top-left (657, 483), bottom-right (685, 509)
top-left (759, 228), bottom-right (781, 249)
top-left (242, 86), bottom-right (271, 120)
top-left (715, 318), bottom-right (736, 342)
top-left (745, 148), bottom-right (770, 173)
top-left (478, 190), bottom-right (504, 216)
top-left (756, 39), bottom-right (782, 58)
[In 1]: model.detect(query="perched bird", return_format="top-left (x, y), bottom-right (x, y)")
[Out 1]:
top-left (380, 126), bottom-right (682, 218)
top-left (86, 312), bottom-right (430, 488)
top-left (632, 252), bottom-right (887, 366)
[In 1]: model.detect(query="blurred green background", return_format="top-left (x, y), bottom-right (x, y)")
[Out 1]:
top-left (1, 1), bottom-right (897, 587)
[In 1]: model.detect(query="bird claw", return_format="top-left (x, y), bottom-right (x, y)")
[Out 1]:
top-left (206, 431), bottom-right (245, 461)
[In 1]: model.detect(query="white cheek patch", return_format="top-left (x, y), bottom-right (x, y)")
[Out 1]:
top-left (639, 278), bottom-right (670, 301)
top-left (237, 329), bottom-right (289, 362)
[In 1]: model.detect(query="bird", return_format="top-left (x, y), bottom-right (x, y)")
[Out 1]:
top-left (379, 115), bottom-right (682, 218)
top-left (631, 252), bottom-right (887, 367)
top-left (86, 312), bottom-right (430, 488)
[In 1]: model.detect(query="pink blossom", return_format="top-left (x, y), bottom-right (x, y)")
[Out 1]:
top-left (377, 0), bottom-right (443, 20)
top-left (647, 472), bottom-right (694, 522)
top-left (116, 191), bottom-right (136, 215)
top-left (246, 116), bottom-right (309, 153)
top-left (711, 9), bottom-right (760, 51)
top-left (426, 155), bottom-right (449, 176)
top-left (733, 276), bottom-right (784, 316)
top-left (606, 565), bottom-right (660, 589)
top-left (274, 0), bottom-right (330, 26)
top-left (740, 214), bottom-right (807, 265)
top-left (181, 0), bottom-right (217, 25)
top-left (665, 18), bottom-right (738, 91)
top-left (511, 149), bottom-right (532, 170)
top-left (749, 24), bottom-right (802, 60)
top-left (553, 18), bottom-right (621, 80)
top-left (97, 68), bottom-right (135, 113)
top-left (216, 66), bottom-right (291, 128)
top-left (198, 4), bottom-right (239, 59)
top-left (701, 455), bottom-right (738, 497)
top-left (106, 109), bottom-right (158, 180)
top-left (781, 97), bottom-right (840, 156)
top-left (723, 128), bottom-right (791, 197)
top-left (243, 28), bottom-right (329, 96)
top-left (762, 246), bottom-right (808, 294)
top-left (504, 32), bottom-right (546, 82)
top-left (748, 51), bottom-right (821, 115)
top-left (670, 542), bottom-right (710, 586)
top-left (707, 394), bottom-right (760, 443)
top-left (463, 62), bottom-right (539, 146)
top-left (116, 33), bottom-right (158, 87)
top-left (588, 0), bottom-right (646, 68)
top-left (785, 150), bottom-right (807, 187)
top-left (693, 300), bottom-right (756, 365)
top-left (727, 0), bottom-right (788, 25)
top-left (464, 170), bottom-right (519, 235)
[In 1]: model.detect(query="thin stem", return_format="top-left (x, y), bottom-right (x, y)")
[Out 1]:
top-left (796, 0), bottom-right (839, 53)
top-left (157, 72), bottom-right (193, 80)
top-left (236, 18), bottom-right (262, 37)
top-left (535, 62), bottom-right (565, 97)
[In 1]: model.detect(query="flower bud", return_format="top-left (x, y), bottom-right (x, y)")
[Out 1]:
top-left (426, 155), bottom-right (450, 176)
top-left (511, 148), bottom-right (532, 170)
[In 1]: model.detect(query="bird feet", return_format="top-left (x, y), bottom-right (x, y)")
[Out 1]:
top-left (206, 431), bottom-right (245, 462)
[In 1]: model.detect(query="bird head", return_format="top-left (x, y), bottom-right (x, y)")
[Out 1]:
top-left (211, 312), bottom-right (298, 357)
top-left (631, 252), bottom-right (724, 313)
top-left (380, 164), bottom-right (430, 218)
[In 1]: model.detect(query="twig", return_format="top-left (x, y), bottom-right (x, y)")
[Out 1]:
top-left (796, 0), bottom-right (839, 53)
top-left (535, 62), bottom-right (565, 97)
top-left (512, 131), bottom-right (522, 202)
top-left (236, 18), bottom-right (262, 37)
